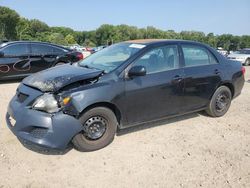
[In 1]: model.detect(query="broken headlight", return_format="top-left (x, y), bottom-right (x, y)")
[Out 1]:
top-left (32, 93), bottom-right (60, 113)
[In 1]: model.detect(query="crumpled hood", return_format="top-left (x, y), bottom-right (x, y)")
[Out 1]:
top-left (23, 64), bottom-right (103, 92)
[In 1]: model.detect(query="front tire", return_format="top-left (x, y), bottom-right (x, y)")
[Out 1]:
top-left (72, 107), bottom-right (118, 152)
top-left (206, 86), bottom-right (232, 117)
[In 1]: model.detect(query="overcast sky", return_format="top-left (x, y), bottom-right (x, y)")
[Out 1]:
top-left (1, 0), bottom-right (250, 35)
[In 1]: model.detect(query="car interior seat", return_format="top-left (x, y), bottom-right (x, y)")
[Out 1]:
top-left (148, 54), bottom-right (159, 73)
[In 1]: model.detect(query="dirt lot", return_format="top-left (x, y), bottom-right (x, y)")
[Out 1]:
top-left (0, 67), bottom-right (250, 188)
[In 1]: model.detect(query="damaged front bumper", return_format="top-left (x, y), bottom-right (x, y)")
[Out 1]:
top-left (6, 84), bottom-right (83, 150)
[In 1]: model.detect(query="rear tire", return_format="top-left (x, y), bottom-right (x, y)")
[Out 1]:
top-left (245, 58), bottom-right (250, 66)
top-left (206, 86), bottom-right (232, 117)
top-left (72, 107), bottom-right (118, 152)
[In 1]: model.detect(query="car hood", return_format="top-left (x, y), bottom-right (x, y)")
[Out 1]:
top-left (23, 64), bottom-right (103, 92)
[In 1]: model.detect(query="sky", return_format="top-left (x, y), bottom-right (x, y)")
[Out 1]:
top-left (0, 0), bottom-right (250, 36)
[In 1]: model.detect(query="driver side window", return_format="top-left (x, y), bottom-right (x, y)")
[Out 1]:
top-left (133, 45), bottom-right (179, 74)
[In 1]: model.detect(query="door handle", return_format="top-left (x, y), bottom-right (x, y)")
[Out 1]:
top-left (214, 69), bottom-right (221, 75)
top-left (172, 75), bottom-right (183, 83)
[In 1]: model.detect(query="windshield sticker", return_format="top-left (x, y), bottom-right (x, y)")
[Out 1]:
top-left (129, 44), bottom-right (146, 49)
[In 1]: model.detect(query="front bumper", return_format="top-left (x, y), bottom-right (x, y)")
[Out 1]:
top-left (6, 84), bottom-right (83, 150)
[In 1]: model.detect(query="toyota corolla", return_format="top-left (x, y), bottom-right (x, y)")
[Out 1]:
top-left (6, 40), bottom-right (245, 151)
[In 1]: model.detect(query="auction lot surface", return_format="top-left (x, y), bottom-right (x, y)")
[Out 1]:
top-left (0, 68), bottom-right (250, 188)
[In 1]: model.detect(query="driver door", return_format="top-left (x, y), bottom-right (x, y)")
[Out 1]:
top-left (124, 44), bottom-right (185, 125)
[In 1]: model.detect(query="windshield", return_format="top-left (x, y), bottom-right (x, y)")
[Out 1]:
top-left (78, 43), bottom-right (145, 73)
top-left (236, 49), bottom-right (250, 54)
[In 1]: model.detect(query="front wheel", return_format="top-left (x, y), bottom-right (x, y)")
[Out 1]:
top-left (206, 86), bottom-right (232, 117)
top-left (72, 107), bottom-right (118, 152)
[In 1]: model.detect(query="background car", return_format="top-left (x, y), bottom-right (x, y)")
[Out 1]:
top-left (227, 48), bottom-right (250, 65)
top-left (217, 47), bottom-right (228, 56)
top-left (0, 41), bottom-right (83, 80)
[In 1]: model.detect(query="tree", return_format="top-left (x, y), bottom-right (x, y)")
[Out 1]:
top-left (29, 19), bottom-right (49, 38)
top-left (95, 24), bottom-right (118, 45)
top-left (1, 6), bottom-right (250, 49)
top-left (16, 17), bottom-right (31, 40)
top-left (65, 34), bottom-right (76, 45)
top-left (0, 6), bottom-right (20, 40)
top-left (48, 33), bottom-right (66, 45)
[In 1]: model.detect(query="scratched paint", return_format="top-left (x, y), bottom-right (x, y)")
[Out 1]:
top-left (0, 65), bottom-right (10, 73)
top-left (0, 60), bottom-right (32, 73)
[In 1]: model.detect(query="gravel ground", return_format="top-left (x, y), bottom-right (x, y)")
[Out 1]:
top-left (0, 67), bottom-right (250, 188)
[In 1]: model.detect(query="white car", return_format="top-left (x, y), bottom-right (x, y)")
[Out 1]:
top-left (69, 45), bottom-right (92, 59)
top-left (228, 48), bottom-right (250, 65)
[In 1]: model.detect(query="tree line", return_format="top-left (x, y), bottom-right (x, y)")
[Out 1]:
top-left (1, 6), bottom-right (250, 51)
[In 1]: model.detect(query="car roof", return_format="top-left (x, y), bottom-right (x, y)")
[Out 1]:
top-left (2, 41), bottom-right (70, 50)
top-left (124, 39), bottom-right (205, 46)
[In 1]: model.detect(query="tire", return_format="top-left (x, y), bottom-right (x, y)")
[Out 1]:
top-left (245, 58), bottom-right (250, 66)
top-left (206, 86), bottom-right (232, 117)
top-left (55, 62), bottom-right (65, 66)
top-left (72, 107), bottom-right (118, 152)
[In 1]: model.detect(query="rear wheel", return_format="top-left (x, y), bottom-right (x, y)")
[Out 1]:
top-left (72, 107), bottom-right (118, 152)
top-left (244, 58), bottom-right (250, 66)
top-left (206, 86), bottom-right (232, 117)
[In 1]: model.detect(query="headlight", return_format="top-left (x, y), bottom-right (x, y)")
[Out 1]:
top-left (32, 93), bottom-right (60, 113)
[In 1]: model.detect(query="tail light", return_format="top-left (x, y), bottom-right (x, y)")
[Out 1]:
top-left (76, 53), bottom-right (84, 60)
top-left (241, 66), bottom-right (246, 75)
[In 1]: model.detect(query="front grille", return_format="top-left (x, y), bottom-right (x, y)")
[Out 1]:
top-left (29, 128), bottom-right (48, 139)
top-left (17, 91), bottom-right (29, 103)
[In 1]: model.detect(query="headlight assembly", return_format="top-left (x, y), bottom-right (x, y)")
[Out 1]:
top-left (32, 93), bottom-right (60, 113)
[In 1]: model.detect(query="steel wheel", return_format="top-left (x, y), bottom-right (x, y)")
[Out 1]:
top-left (206, 86), bottom-right (232, 117)
top-left (215, 92), bottom-right (230, 113)
top-left (72, 107), bottom-right (117, 152)
top-left (82, 116), bottom-right (107, 140)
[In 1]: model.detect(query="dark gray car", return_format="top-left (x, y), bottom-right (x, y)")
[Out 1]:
top-left (6, 40), bottom-right (245, 152)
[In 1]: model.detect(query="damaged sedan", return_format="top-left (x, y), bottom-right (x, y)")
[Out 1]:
top-left (6, 40), bottom-right (245, 151)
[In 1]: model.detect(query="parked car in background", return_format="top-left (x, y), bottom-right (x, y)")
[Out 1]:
top-left (228, 48), bottom-right (250, 66)
top-left (6, 39), bottom-right (245, 152)
top-left (69, 45), bottom-right (92, 59)
top-left (92, 45), bottom-right (107, 53)
top-left (0, 41), bottom-right (83, 80)
top-left (217, 47), bottom-right (228, 57)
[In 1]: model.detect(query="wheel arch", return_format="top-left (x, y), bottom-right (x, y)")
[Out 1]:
top-left (219, 82), bottom-right (235, 98)
top-left (80, 102), bottom-right (122, 126)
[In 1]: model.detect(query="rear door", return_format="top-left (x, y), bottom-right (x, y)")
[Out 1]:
top-left (181, 44), bottom-right (222, 111)
top-left (124, 44), bottom-right (185, 125)
top-left (0, 43), bottom-right (31, 79)
top-left (29, 43), bottom-right (60, 73)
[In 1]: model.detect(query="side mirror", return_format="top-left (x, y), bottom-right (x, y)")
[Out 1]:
top-left (0, 51), bottom-right (4, 57)
top-left (128, 65), bottom-right (146, 78)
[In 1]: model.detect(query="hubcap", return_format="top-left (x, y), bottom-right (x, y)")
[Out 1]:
top-left (215, 92), bottom-right (230, 112)
top-left (83, 116), bottom-right (107, 140)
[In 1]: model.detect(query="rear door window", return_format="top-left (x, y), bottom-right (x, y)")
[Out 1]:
top-left (2, 43), bottom-right (30, 56)
top-left (31, 44), bottom-right (56, 55)
top-left (182, 45), bottom-right (218, 67)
